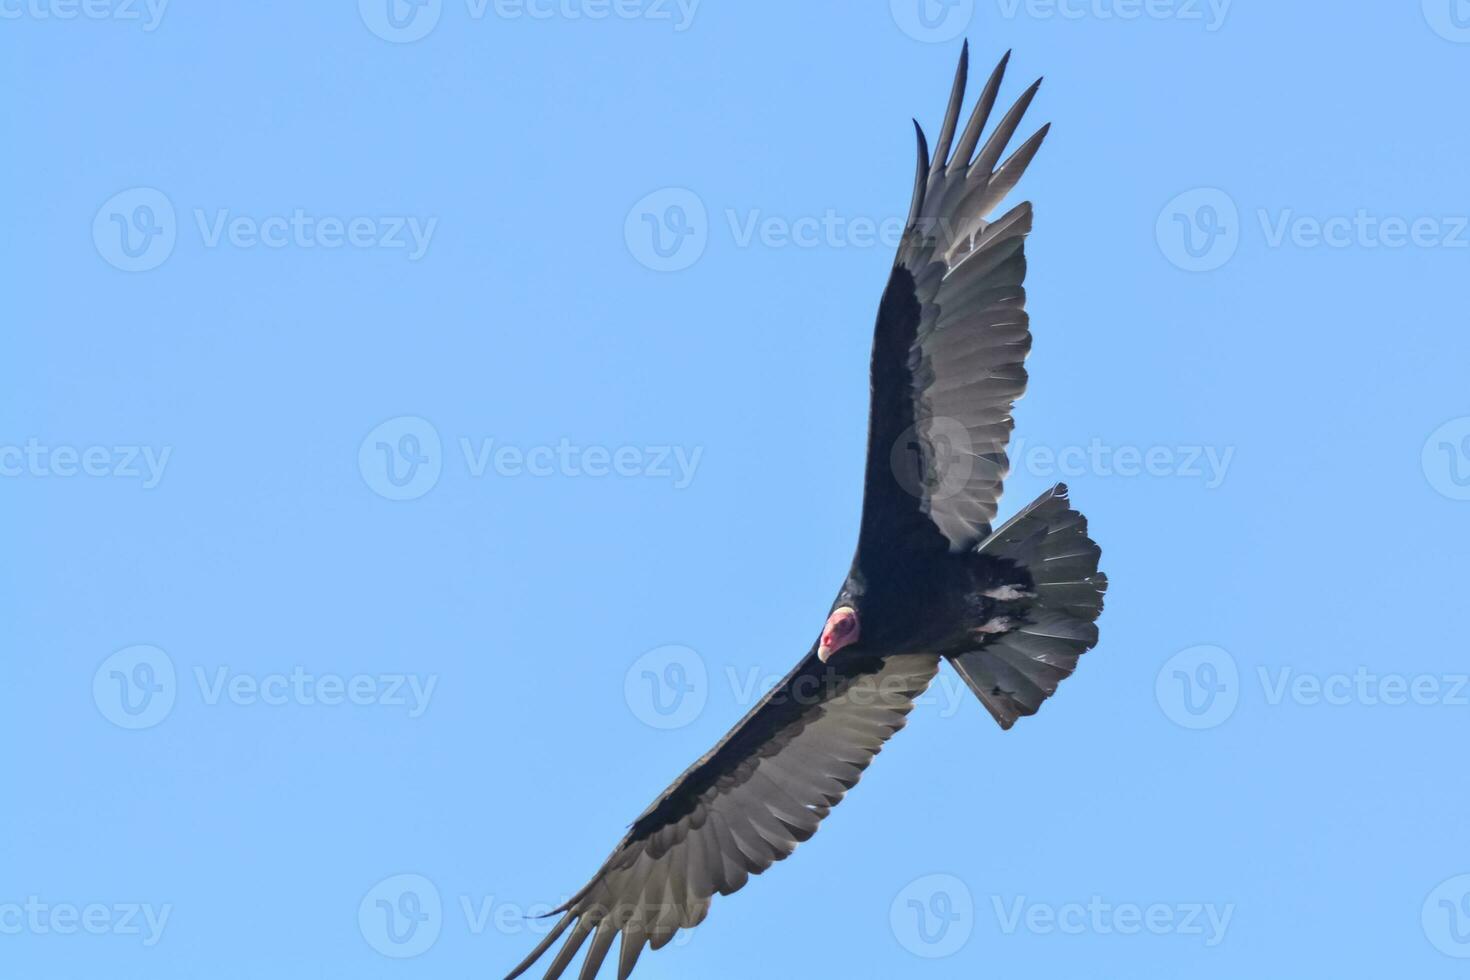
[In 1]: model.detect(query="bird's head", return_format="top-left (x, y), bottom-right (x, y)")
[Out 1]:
top-left (817, 602), bottom-right (862, 663)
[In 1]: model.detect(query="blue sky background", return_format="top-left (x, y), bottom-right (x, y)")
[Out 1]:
top-left (5, 2), bottom-right (1470, 977)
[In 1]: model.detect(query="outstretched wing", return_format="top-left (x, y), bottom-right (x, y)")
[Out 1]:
top-left (507, 43), bottom-right (1045, 979)
top-left (859, 43), bottom-right (1048, 559)
top-left (504, 651), bottom-right (940, 980)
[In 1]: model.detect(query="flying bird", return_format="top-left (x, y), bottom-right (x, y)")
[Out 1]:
top-left (507, 42), bottom-right (1108, 979)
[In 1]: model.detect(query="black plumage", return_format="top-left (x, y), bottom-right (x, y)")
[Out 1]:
top-left (507, 42), bottom-right (1108, 980)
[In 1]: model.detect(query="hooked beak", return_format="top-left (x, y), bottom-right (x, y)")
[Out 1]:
top-left (817, 606), bottom-right (859, 663)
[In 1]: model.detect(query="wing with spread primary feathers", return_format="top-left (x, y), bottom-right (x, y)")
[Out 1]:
top-left (505, 652), bottom-right (939, 979)
top-left (859, 43), bottom-right (1048, 560)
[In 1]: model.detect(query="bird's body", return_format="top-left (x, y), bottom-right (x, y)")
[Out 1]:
top-left (507, 42), bottom-right (1108, 980)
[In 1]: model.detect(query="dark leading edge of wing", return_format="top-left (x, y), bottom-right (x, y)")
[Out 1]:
top-left (505, 651), bottom-right (941, 980)
top-left (505, 44), bottom-right (1048, 979)
top-left (860, 44), bottom-right (1048, 560)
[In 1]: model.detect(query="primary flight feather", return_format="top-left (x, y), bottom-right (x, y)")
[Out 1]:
top-left (507, 42), bottom-right (1108, 980)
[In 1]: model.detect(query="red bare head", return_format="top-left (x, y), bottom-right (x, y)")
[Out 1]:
top-left (817, 606), bottom-right (861, 662)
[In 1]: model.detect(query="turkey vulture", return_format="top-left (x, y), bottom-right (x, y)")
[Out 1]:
top-left (507, 42), bottom-right (1107, 979)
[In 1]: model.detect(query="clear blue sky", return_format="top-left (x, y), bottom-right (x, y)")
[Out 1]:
top-left (5, 2), bottom-right (1470, 977)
